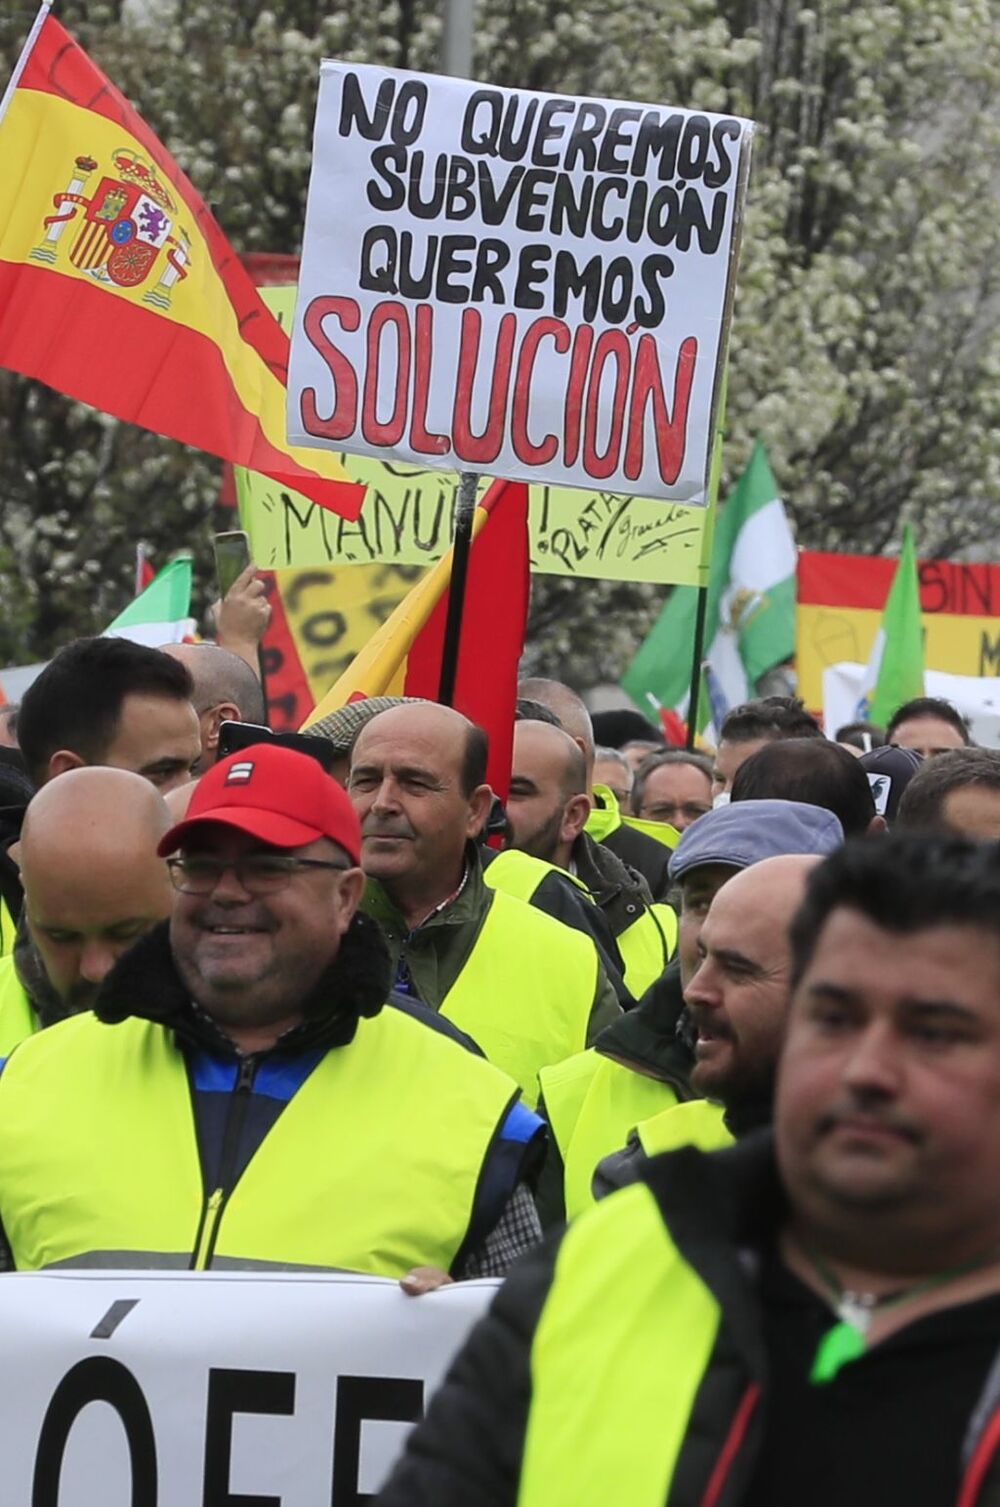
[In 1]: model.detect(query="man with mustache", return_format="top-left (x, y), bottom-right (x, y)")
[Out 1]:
top-left (350, 701), bottom-right (621, 1106)
top-left (591, 853), bottom-right (820, 1196)
top-left (540, 804), bottom-right (841, 1222)
top-left (0, 767), bottom-right (174, 1051)
top-left (378, 833), bottom-right (1000, 1506)
top-left (0, 745), bottom-right (544, 1278)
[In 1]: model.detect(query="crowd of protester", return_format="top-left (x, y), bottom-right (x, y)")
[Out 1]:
top-left (3, 580), bottom-right (1000, 1502)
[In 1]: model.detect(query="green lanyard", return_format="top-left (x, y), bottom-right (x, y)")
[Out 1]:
top-left (796, 1241), bottom-right (997, 1386)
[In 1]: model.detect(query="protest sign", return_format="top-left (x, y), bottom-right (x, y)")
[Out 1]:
top-left (0, 1269), bottom-right (494, 1505)
top-left (241, 468), bottom-right (707, 585)
top-left (798, 550), bottom-right (1000, 713)
top-left (245, 285), bottom-right (707, 584)
top-left (260, 562), bottom-right (425, 729)
top-left (288, 66), bottom-right (752, 501)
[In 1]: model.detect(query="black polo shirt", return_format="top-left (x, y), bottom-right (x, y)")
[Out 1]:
top-left (745, 1249), bottom-right (1000, 1506)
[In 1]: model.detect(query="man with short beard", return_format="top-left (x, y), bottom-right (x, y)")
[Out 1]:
top-left (0, 745), bottom-right (544, 1279)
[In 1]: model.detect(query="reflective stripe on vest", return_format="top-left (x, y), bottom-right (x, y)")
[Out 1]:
top-left (439, 887), bottom-right (598, 1108)
top-left (0, 1008), bottom-right (518, 1275)
top-left (540, 1049), bottom-right (679, 1219)
top-left (518, 1181), bottom-right (722, 1507)
top-left (0, 954), bottom-right (36, 1056)
top-left (636, 1098), bottom-right (734, 1157)
top-left (617, 901), bottom-right (677, 998)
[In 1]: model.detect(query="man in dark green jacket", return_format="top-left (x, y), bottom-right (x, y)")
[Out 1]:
top-left (349, 702), bottom-right (620, 1107)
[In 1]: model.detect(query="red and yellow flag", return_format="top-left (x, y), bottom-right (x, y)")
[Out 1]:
top-left (301, 480), bottom-right (530, 797)
top-left (0, 9), bottom-right (364, 518)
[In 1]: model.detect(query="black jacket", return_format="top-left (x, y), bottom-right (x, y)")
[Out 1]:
top-left (595, 801), bottom-right (673, 901)
top-left (376, 1134), bottom-right (1000, 1507)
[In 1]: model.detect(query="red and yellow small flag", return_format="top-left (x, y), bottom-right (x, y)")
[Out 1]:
top-left (0, 6), bottom-right (364, 518)
top-left (301, 480), bottom-right (530, 798)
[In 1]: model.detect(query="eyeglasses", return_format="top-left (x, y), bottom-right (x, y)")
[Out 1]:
top-left (167, 855), bottom-right (350, 895)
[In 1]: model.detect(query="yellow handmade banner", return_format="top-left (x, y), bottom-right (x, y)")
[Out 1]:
top-left (236, 289), bottom-right (707, 586)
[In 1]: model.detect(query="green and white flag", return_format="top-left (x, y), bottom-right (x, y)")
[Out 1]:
top-left (622, 441), bottom-right (796, 726)
top-left (855, 524), bottom-right (925, 725)
top-left (104, 556), bottom-right (195, 647)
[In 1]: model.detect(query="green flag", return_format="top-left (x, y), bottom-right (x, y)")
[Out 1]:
top-left (105, 557), bottom-right (194, 647)
top-left (621, 441), bottom-right (796, 725)
top-left (859, 525), bottom-right (925, 725)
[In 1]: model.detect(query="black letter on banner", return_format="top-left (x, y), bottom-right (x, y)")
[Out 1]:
top-left (33, 1357), bottom-right (157, 1507)
top-left (202, 1368), bottom-right (296, 1507)
top-left (331, 1376), bottom-right (423, 1506)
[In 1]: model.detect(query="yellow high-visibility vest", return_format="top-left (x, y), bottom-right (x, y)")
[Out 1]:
top-left (0, 954), bottom-right (36, 1057)
top-left (439, 887), bottom-right (599, 1107)
top-left (636, 1097), bottom-right (734, 1157)
top-left (0, 1005), bottom-right (520, 1275)
top-left (617, 900), bottom-right (677, 998)
top-left (518, 1180), bottom-right (724, 1507)
top-left (540, 1047), bottom-right (679, 1217)
top-left (484, 847), bottom-right (677, 999)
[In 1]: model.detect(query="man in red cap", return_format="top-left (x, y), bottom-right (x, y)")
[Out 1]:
top-left (0, 744), bottom-right (544, 1280)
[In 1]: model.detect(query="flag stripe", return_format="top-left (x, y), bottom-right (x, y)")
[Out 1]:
top-left (19, 19), bottom-right (290, 378)
top-left (302, 481), bottom-right (530, 799)
top-left (0, 259), bottom-right (360, 502)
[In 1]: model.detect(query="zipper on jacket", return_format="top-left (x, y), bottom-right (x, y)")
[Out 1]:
top-left (189, 1055), bottom-right (257, 1271)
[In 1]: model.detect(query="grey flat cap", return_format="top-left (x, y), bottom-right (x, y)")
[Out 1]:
top-left (308, 695), bottom-right (428, 753)
top-left (669, 798), bottom-right (844, 881)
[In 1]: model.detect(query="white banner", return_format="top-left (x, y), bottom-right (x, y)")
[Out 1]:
top-left (289, 65), bottom-right (753, 503)
top-left (823, 660), bottom-right (1000, 748)
top-left (0, 1270), bottom-right (496, 1505)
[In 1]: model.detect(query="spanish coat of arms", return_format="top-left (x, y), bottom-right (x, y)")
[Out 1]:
top-left (32, 147), bottom-right (191, 308)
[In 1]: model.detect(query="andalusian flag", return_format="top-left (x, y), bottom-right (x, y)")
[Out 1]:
top-left (0, 6), bottom-right (363, 518)
top-left (104, 555), bottom-right (194, 646)
top-left (302, 480), bottom-right (530, 797)
top-left (855, 524), bottom-right (925, 725)
top-left (622, 441), bottom-right (796, 727)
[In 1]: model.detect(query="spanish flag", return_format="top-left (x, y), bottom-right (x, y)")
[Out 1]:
top-left (302, 479), bottom-right (530, 797)
top-left (0, 7), bottom-right (364, 519)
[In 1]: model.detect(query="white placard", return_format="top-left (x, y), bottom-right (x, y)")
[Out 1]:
top-left (0, 1269), bottom-right (496, 1505)
top-left (289, 65), bottom-right (753, 503)
top-left (822, 660), bottom-right (1000, 747)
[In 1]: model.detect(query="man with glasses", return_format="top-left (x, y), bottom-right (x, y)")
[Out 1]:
top-left (630, 750), bottom-right (713, 833)
top-left (0, 744), bottom-right (544, 1279)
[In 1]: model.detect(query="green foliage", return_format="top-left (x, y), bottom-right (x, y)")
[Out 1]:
top-left (2, 0), bottom-right (999, 683)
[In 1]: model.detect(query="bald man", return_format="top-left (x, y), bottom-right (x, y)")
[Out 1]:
top-left (0, 767), bottom-right (173, 1052)
top-left (162, 643), bottom-right (266, 774)
top-left (348, 701), bottom-right (620, 1106)
top-left (595, 854), bottom-right (822, 1198)
top-left (518, 677), bottom-right (673, 899)
top-left (502, 719), bottom-right (676, 1001)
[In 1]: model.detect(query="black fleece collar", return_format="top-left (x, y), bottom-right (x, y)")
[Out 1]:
top-left (94, 911), bottom-right (392, 1059)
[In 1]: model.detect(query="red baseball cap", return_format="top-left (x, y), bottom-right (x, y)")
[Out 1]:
top-left (157, 744), bottom-right (361, 864)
